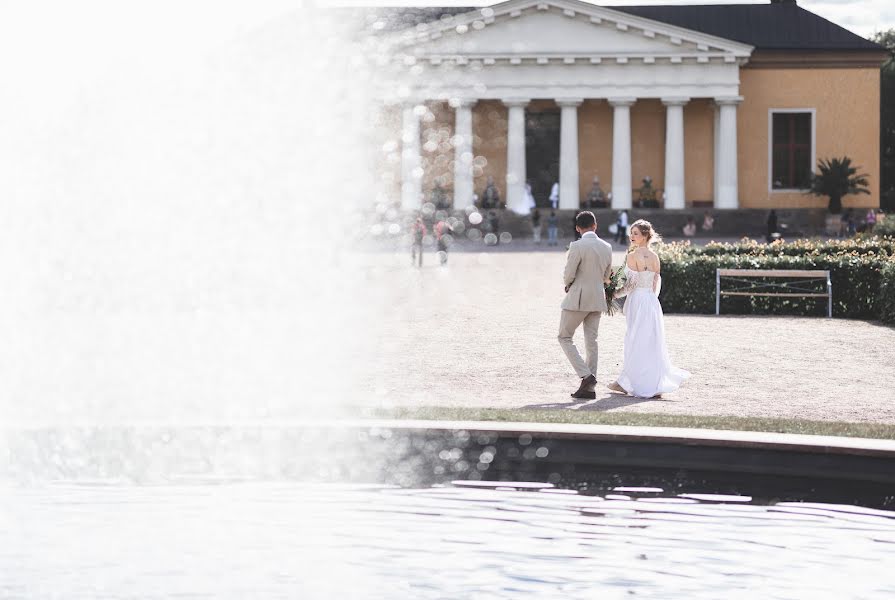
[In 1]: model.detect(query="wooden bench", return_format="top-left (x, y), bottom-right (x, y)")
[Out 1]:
top-left (715, 269), bottom-right (833, 318)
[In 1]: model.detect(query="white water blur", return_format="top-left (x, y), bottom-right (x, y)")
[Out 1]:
top-left (0, 8), bottom-right (384, 593)
top-left (0, 6), bottom-right (374, 425)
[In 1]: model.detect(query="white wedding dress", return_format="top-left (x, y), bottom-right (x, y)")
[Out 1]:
top-left (615, 267), bottom-right (690, 398)
top-left (508, 184), bottom-right (535, 216)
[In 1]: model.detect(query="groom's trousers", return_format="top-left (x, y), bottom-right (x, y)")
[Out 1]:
top-left (558, 310), bottom-right (602, 379)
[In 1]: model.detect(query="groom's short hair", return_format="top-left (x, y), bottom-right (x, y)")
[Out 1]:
top-left (575, 211), bottom-right (596, 229)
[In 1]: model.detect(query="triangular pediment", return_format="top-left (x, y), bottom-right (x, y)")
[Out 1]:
top-left (385, 0), bottom-right (753, 62)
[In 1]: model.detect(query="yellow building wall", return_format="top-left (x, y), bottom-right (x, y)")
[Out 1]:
top-left (420, 102), bottom-right (455, 198)
top-left (738, 67), bottom-right (880, 209)
top-left (630, 99), bottom-right (666, 194)
top-left (577, 99), bottom-right (715, 206)
top-left (684, 99), bottom-right (715, 202)
top-left (578, 100), bottom-right (613, 200)
top-left (472, 100), bottom-right (509, 202)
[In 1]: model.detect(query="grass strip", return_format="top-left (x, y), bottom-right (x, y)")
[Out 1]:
top-left (359, 406), bottom-right (895, 440)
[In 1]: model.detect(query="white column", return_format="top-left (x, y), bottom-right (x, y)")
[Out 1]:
top-left (609, 98), bottom-right (636, 209)
top-left (713, 104), bottom-right (720, 206)
top-left (715, 97), bottom-right (742, 209)
top-left (558, 99), bottom-right (583, 210)
top-left (503, 99), bottom-right (530, 211)
top-left (401, 103), bottom-right (423, 211)
top-left (662, 98), bottom-right (688, 210)
top-left (452, 99), bottom-right (476, 210)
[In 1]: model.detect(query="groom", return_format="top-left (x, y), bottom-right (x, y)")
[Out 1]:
top-left (558, 211), bottom-right (613, 399)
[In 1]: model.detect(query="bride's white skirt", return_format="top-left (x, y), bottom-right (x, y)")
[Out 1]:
top-left (617, 289), bottom-right (690, 398)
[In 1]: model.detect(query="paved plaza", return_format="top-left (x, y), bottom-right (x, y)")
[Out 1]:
top-left (356, 247), bottom-right (895, 423)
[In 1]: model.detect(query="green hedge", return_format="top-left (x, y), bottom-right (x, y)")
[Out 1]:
top-left (875, 217), bottom-right (895, 238)
top-left (657, 237), bottom-right (895, 322)
top-left (879, 261), bottom-right (895, 324)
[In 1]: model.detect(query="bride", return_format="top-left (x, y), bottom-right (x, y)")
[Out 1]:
top-left (508, 182), bottom-right (536, 216)
top-left (608, 219), bottom-right (690, 399)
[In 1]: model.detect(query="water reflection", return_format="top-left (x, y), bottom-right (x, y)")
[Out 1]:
top-left (3, 481), bottom-right (894, 598)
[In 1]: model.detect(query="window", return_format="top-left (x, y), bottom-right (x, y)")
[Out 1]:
top-left (771, 112), bottom-right (813, 190)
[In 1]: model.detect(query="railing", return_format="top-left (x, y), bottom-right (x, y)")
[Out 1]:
top-left (716, 269), bottom-right (833, 318)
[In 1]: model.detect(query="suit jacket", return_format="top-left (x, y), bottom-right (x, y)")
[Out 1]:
top-left (561, 232), bottom-right (613, 312)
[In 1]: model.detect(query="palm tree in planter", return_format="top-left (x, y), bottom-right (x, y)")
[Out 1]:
top-left (807, 156), bottom-right (871, 215)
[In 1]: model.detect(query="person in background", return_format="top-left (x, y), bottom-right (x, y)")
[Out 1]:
top-left (481, 176), bottom-right (501, 209)
top-left (766, 210), bottom-right (779, 243)
top-left (866, 208), bottom-right (877, 234)
top-left (430, 179), bottom-right (449, 210)
top-left (509, 181), bottom-right (534, 216)
top-left (488, 210), bottom-right (500, 245)
top-left (547, 210), bottom-right (559, 246)
top-left (702, 211), bottom-right (714, 232)
top-left (682, 216), bottom-right (697, 237)
top-left (615, 210), bottom-right (629, 245)
top-left (526, 181), bottom-right (537, 213)
top-left (842, 208), bottom-right (854, 237)
top-left (532, 209), bottom-right (542, 244)
top-left (434, 218), bottom-right (453, 266)
top-left (411, 216), bottom-right (426, 267)
top-left (549, 181), bottom-right (560, 209)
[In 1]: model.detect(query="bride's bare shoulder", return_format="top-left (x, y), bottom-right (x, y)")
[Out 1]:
top-left (637, 248), bottom-right (659, 262)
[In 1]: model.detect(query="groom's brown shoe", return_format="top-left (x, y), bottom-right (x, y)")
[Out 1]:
top-left (571, 375), bottom-right (597, 399)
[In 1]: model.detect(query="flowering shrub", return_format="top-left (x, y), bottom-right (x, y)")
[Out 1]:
top-left (664, 237), bottom-right (895, 258)
top-left (656, 237), bottom-right (895, 322)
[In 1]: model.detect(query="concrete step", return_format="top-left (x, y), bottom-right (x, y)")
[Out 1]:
top-left (414, 208), bottom-right (829, 239)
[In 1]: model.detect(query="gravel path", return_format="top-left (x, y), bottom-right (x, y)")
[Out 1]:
top-left (355, 249), bottom-right (895, 423)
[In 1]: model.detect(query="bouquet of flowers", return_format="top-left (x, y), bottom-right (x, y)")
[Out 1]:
top-left (604, 265), bottom-right (626, 316)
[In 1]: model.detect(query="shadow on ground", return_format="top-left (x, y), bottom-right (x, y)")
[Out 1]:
top-left (524, 394), bottom-right (664, 411)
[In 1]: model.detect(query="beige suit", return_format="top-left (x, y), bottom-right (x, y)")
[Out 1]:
top-left (558, 232), bottom-right (614, 379)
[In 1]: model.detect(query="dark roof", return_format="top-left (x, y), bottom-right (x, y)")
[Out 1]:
top-left (613, 4), bottom-right (883, 51)
top-left (368, 3), bottom-right (884, 52)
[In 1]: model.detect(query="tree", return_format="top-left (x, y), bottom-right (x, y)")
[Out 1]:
top-left (873, 29), bottom-right (895, 69)
top-left (870, 30), bottom-right (895, 210)
top-left (808, 157), bottom-right (870, 214)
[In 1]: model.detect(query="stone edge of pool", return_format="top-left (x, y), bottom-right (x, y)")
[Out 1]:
top-left (336, 419), bottom-right (895, 457)
top-left (344, 419), bottom-right (895, 489)
top-left (4, 419), bottom-right (893, 488)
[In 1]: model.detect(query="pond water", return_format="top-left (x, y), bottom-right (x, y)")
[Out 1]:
top-left (3, 480), bottom-right (894, 599)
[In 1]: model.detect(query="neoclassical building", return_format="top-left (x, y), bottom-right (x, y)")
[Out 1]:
top-left (367, 0), bottom-right (888, 212)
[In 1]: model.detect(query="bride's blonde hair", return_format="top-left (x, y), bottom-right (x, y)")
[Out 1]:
top-left (628, 219), bottom-right (662, 250)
